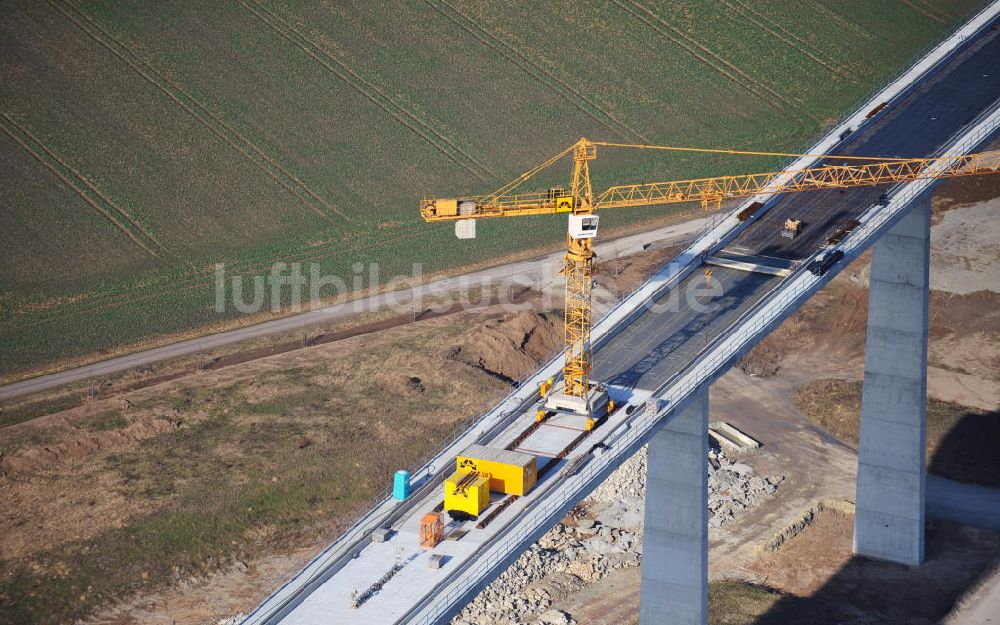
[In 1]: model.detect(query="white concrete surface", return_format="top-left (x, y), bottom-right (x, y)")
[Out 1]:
top-left (854, 196), bottom-right (931, 566)
top-left (270, 377), bottom-right (641, 624)
top-left (705, 256), bottom-right (792, 277)
top-left (640, 390), bottom-right (708, 625)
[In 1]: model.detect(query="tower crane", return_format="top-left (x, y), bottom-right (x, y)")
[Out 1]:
top-left (420, 138), bottom-right (1000, 417)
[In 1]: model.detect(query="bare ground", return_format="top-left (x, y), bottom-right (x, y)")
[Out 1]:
top-left (745, 511), bottom-right (1000, 625)
top-left (0, 308), bottom-right (555, 624)
top-left (0, 242), bottom-right (678, 625)
top-left (545, 184), bottom-right (1000, 623)
top-left (743, 266), bottom-right (1000, 410)
top-left (550, 358), bottom-right (860, 624)
top-left (81, 546), bottom-right (320, 625)
top-left (547, 350), bottom-right (1000, 624)
top-left (2, 176), bottom-right (997, 623)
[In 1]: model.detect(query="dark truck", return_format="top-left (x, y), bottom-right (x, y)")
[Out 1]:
top-left (808, 249), bottom-right (845, 276)
top-left (827, 219), bottom-right (861, 245)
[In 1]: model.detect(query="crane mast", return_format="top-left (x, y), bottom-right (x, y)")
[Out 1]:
top-left (420, 138), bottom-right (1000, 416)
top-left (563, 140), bottom-right (596, 400)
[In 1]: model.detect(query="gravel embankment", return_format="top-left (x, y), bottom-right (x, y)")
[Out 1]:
top-left (452, 447), bottom-right (782, 625)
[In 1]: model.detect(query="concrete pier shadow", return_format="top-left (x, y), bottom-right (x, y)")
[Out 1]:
top-left (736, 520), bottom-right (1000, 624)
top-left (927, 408), bottom-right (1000, 489)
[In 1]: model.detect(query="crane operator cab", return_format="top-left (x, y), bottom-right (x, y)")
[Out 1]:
top-left (568, 214), bottom-right (599, 238)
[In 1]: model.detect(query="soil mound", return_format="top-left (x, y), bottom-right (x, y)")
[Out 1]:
top-left (1, 417), bottom-right (179, 475)
top-left (453, 311), bottom-right (560, 384)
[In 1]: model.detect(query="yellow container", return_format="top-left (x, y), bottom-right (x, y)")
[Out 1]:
top-left (434, 198), bottom-right (458, 217)
top-left (444, 471), bottom-right (490, 517)
top-left (456, 444), bottom-right (537, 496)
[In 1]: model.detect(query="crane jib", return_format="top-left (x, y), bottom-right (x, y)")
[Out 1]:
top-left (419, 139), bottom-right (1000, 406)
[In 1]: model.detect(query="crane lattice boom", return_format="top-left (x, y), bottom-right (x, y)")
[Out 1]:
top-left (597, 151), bottom-right (1000, 210)
top-left (421, 140), bottom-right (1000, 221)
top-left (420, 138), bottom-right (1000, 408)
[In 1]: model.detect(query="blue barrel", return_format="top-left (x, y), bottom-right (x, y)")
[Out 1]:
top-left (393, 470), bottom-right (411, 500)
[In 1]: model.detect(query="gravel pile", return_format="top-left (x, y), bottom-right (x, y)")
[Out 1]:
top-left (707, 455), bottom-right (782, 528)
top-left (452, 446), bottom-right (781, 624)
top-left (451, 522), bottom-right (634, 625)
top-left (587, 446), bottom-right (782, 529)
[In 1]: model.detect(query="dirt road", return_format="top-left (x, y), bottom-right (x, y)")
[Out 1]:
top-left (0, 217), bottom-right (709, 402)
top-left (950, 567), bottom-right (1000, 625)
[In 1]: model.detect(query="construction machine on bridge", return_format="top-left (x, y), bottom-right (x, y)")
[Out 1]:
top-left (444, 445), bottom-right (537, 520)
top-left (420, 139), bottom-right (1000, 420)
top-left (781, 218), bottom-right (803, 239)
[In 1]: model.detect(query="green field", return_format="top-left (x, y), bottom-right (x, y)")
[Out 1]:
top-left (0, 0), bottom-right (983, 377)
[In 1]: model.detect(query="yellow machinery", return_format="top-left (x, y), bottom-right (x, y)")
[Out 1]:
top-left (421, 138), bottom-right (1000, 413)
top-left (781, 218), bottom-right (802, 239)
top-left (444, 471), bottom-right (491, 518)
top-left (455, 444), bottom-right (537, 496)
top-left (443, 445), bottom-right (538, 520)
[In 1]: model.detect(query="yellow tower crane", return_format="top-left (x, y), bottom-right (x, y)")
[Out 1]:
top-left (420, 138), bottom-right (1000, 416)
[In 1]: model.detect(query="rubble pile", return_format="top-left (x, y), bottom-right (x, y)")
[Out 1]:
top-left (452, 446), bottom-right (781, 624)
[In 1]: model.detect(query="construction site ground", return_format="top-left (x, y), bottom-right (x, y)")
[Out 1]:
top-left (529, 173), bottom-right (1000, 624)
top-left (537, 351), bottom-right (1000, 625)
top-left (0, 308), bottom-right (557, 625)
top-left (2, 174), bottom-right (999, 625)
top-left (0, 236), bottom-right (685, 625)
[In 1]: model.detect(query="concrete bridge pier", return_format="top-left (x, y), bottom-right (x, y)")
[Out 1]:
top-left (854, 194), bottom-right (931, 566)
top-left (640, 389), bottom-right (708, 625)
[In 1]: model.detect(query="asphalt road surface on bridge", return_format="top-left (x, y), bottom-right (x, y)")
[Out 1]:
top-left (593, 25), bottom-right (1000, 392)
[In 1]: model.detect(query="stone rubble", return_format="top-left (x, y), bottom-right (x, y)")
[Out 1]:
top-left (451, 446), bottom-right (781, 625)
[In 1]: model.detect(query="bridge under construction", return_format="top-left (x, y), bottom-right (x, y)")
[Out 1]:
top-left (242, 4), bottom-right (1000, 624)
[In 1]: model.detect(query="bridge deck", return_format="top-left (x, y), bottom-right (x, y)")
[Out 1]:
top-left (249, 11), bottom-right (1000, 625)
